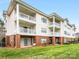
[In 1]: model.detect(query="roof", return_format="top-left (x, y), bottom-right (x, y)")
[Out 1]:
top-left (5, 0), bottom-right (77, 28)
top-left (49, 13), bottom-right (64, 21)
top-left (7, 0), bottom-right (49, 17)
top-left (7, 0), bottom-right (65, 21)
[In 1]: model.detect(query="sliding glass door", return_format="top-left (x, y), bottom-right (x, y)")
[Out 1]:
top-left (21, 37), bottom-right (34, 47)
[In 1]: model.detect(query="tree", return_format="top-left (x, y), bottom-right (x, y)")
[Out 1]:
top-left (0, 18), bottom-right (5, 40)
top-left (0, 18), bottom-right (6, 47)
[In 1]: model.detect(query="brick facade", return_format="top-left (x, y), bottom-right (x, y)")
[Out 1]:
top-left (5, 35), bottom-right (21, 48)
top-left (60, 37), bottom-right (64, 45)
top-left (35, 36), bottom-right (41, 46)
top-left (5, 35), bottom-right (64, 48)
top-left (46, 37), bottom-right (49, 45)
top-left (5, 35), bottom-right (14, 47)
top-left (9, 35), bottom-right (14, 47)
top-left (15, 34), bottom-right (20, 48)
top-left (52, 36), bottom-right (56, 45)
top-left (35, 36), bottom-right (50, 46)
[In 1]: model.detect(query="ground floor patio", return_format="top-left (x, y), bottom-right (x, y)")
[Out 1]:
top-left (1, 34), bottom-right (77, 48)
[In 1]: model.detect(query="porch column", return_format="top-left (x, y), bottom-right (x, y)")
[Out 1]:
top-left (9, 35), bottom-right (14, 48)
top-left (15, 34), bottom-right (20, 48)
top-left (46, 37), bottom-right (49, 45)
top-left (16, 4), bottom-right (20, 34)
top-left (60, 37), bottom-right (64, 45)
top-left (35, 36), bottom-right (40, 46)
top-left (52, 36), bottom-right (55, 45)
top-left (60, 21), bottom-right (64, 45)
top-left (52, 16), bottom-right (56, 45)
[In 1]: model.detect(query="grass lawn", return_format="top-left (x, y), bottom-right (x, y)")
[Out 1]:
top-left (0, 44), bottom-right (79, 59)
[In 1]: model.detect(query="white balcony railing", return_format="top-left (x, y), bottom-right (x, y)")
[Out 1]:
top-left (55, 32), bottom-right (60, 36)
top-left (48, 31), bottom-right (52, 35)
top-left (19, 13), bottom-right (36, 22)
top-left (49, 22), bottom-right (60, 27)
top-left (20, 27), bottom-right (36, 34)
top-left (49, 32), bottom-right (60, 36)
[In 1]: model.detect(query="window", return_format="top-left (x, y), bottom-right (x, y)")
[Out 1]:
top-left (64, 31), bottom-right (67, 34)
top-left (64, 31), bottom-right (70, 35)
top-left (41, 38), bottom-right (47, 43)
top-left (41, 28), bottom-right (47, 33)
top-left (41, 17), bottom-right (47, 23)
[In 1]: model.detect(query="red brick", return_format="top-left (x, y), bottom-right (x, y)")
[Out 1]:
top-left (60, 37), bottom-right (64, 45)
top-left (52, 36), bottom-right (56, 45)
top-left (15, 34), bottom-right (20, 48)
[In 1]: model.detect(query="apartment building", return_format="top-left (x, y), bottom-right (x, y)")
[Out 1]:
top-left (4, 0), bottom-right (76, 48)
top-left (63, 19), bottom-right (76, 43)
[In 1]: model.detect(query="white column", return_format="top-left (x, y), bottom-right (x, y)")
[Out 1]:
top-left (71, 28), bottom-right (72, 38)
top-left (60, 21), bottom-right (63, 37)
top-left (53, 16), bottom-right (55, 36)
top-left (16, 4), bottom-right (20, 34)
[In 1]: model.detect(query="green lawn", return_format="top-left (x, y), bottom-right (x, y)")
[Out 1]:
top-left (0, 44), bottom-right (79, 59)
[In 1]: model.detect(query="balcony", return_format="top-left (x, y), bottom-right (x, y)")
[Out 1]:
top-left (19, 13), bottom-right (36, 24)
top-left (48, 32), bottom-right (53, 36)
top-left (49, 32), bottom-right (60, 37)
top-left (49, 22), bottom-right (60, 28)
top-left (19, 27), bottom-right (36, 35)
top-left (48, 22), bottom-right (61, 31)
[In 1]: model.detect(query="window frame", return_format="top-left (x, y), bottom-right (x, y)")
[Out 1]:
top-left (41, 17), bottom-right (47, 24)
top-left (41, 28), bottom-right (47, 33)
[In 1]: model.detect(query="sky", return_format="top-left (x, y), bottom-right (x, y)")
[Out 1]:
top-left (0, 0), bottom-right (79, 32)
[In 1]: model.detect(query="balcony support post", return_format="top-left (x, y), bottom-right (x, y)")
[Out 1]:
top-left (52, 16), bottom-right (56, 45)
top-left (15, 34), bottom-right (20, 48)
top-left (16, 4), bottom-right (20, 34)
top-left (60, 21), bottom-right (64, 45)
top-left (60, 21), bottom-right (63, 37)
